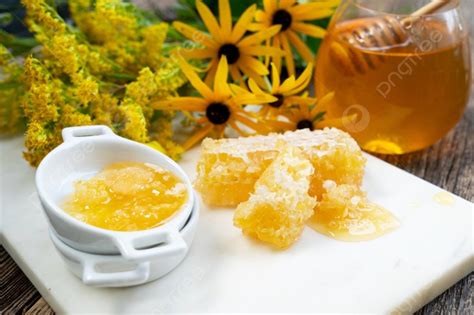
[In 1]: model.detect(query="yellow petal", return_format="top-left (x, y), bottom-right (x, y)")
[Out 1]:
top-left (178, 57), bottom-right (214, 100)
top-left (229, 120), bottom-right (250, 136)
top-left (311, 91), bottom-right (335, 116)
top-left (172, 21), bottom-right (216, 48)
top-left (204, 59), bottom-right (219, 86)
top-left (239, 56), bottom-right (269, 75)
top-left (255, 10), bottom-right (270, 23)
top-left (286, 30), bottom-right (314, 62)
top-left (292, 22), bottom-right (327, 39)
top-left (263, 0), bottom-right (276, 13)
top-left (292, 62), bottom-right (314, 92)
top-left (230, 83), bottom-right (250, 94)
top-left (235, 114), bottom-right (271, 134)
top-left (233, 91), bottom-right (276, 105)
top-left (178, 48), bottom-right (216, 59)
top-left (183, 124), bottom-right (214, 150)
top-left (219, 0), bottom-right (232, 37)
top-left (265, 119), bottom-right (295, 131)
top-left (271, 34), bottom-right (283, 76)
top-left (290, 4), bottom-right (335, 21)
top-left (152, 97), bottom-right (208, 111)
top-left (196, 0), bottom-right (223, 42)
top-left (231, 5), bottom-right (257, 42)
top-left (214, 56), bottom-right (232, 97)
top-left (229, 66), bottom-right (245, 86)
top-left (240, 64), bottom-right (269, 88)
top-left (248, 23), bottom-right (266, 32)
top-left (280, 0), bottom-right (296, 9)
top-left (280, 34), bottom-right (295, 76)
top-left (270, 63), bottom-right (280, 94)
top-left (238, 25), bottom-right (281, 48)
top-left (247, 79), bottom-right (266, 95)
top-left (278, 75), bottom-right (296, 94)
top-left (286, 96), bottom-right (318, 107)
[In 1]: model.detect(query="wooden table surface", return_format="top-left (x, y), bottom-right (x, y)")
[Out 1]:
top-left (1, 1), bottom-right (473, 314)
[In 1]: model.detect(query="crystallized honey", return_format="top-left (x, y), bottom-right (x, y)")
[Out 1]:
top-left (308, 182), bottom-right (399, 241)
top-left (195, 128), bottom-right (365, 207)
top-left (63, 162), bottom-right (188, 232)
top-left (233, 144), bottom-right (317, 249)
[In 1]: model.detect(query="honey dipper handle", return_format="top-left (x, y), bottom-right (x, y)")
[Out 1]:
top-left (403, 0), bottom-right (451, 22)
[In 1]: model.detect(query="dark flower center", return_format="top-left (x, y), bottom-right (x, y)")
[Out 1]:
top-left (206, 103), bottom-right (231, 125)
top-left (272, 9), bottom-right (292, 31)
top-left (218, 44), bottom-right (240, 64)
top-left (269, 94), bottom-right (285, 108)
top-left (296, 119), bottom-right (314, 131)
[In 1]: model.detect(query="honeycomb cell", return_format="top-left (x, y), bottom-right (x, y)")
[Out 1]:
top-left (233, 143), bottom-right (317, 249)
top-left (195, 128), bottom-right (366, 207)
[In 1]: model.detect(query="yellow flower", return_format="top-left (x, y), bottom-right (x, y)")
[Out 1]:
top-left (141, 23), bottom-right (169, 70)
top-left (251, 0), bottom-right (338, 76)
top-left (0, 45), bottom-right (25, 135)
top-left (248, 62), bottom-right (316, 118)
top-left (172, 0), bottom-right (282, 86)
top-left (152, 56), bottom-right (276, 150)
top-left (274, 92), bottom-right (334, 131)
top-left (23, 121), bottom-right (62, 167)
top-left (117, 99), bottom-right (149, 143)
top-left (266, 91), bottom-right (357, 132)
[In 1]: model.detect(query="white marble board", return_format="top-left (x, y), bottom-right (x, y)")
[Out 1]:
top-left (1, 136), bottom-right (473, 314)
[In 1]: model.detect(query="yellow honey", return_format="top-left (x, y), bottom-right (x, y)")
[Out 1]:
top-left (195, 128), bottom-right (366, 207)
top-left (316, 18), bottom-right (470, 154)
top-left (63, 161), bottom-right (188, 232)
top-left (308, 183), bottom-right (399, 241)
top-left (233, 144), bottom-right (317, 249)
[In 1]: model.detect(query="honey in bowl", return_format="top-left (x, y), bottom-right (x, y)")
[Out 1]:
top-left (62, 161), bottom-right (188, 232)
top-left (316, 17), bottom-right (471, 154)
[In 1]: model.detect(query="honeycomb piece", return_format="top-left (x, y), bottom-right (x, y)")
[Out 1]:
top-left (308, 182), bottom-right (399, 241)
top-left (233, 144), bottom-right (317, 249)
top-left (195, 128), bottom-right (366, 207)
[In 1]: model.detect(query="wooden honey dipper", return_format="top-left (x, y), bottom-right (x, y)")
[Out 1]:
top-left (329, 0), bottom-right (451, 75)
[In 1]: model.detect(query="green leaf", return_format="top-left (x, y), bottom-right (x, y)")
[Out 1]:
top-left (0, 13), bottom-right (13, 26)
top-left (0, 82), bottom-right (23, 90)
top-left (312, 111), bottom-right (326, 123)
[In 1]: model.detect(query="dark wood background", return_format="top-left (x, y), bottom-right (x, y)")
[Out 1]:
top-left (1, 0), bottom-right (473, 314)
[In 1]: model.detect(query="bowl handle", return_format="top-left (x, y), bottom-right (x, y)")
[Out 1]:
top-left (62, 125), bottom-right (116, 142)
top-left (113, 231), bottom-right (188, 261)
top-left (82, 260), bottom-right (151, 287)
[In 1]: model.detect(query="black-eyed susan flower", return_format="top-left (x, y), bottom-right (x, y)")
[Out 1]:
top-left (274, 92), bottom-right (334, 131)
top-left (152, 56), bottom-right (277, 150)
top-left (172, 0), bottom-right (282, 86)
top-left (267, 91), bottom-right (357, 132)
top-left (251, 0), bottom-right (339, 76)
top-left (248, 62), bottom-right (316, 118)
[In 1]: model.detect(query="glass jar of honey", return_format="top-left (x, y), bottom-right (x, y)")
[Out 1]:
top-left (315, 0), bottom-right (471, 154)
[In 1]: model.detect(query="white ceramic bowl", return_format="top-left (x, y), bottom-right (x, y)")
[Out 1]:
top-left (36, 125), bottom-right (194, 260)
top-left (49, 197), bottom-right (199, 287)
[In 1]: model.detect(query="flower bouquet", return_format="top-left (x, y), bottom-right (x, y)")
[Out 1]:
top-left (0, 0), bottom-right (342, 166)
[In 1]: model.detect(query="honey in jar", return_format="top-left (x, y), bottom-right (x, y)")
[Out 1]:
top-left (63, 161), bottom-right (188, 232)
top-left (316, 16), bottom-right (471, 154)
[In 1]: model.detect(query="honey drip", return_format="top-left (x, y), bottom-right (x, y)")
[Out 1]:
top-left (308, 183), bottom-right (399, 241)
top-left (63, 161), bottom-right (188, 232)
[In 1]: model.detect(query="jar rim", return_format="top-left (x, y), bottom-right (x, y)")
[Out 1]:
top-left (349, 0), bottom-right (459, 17)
